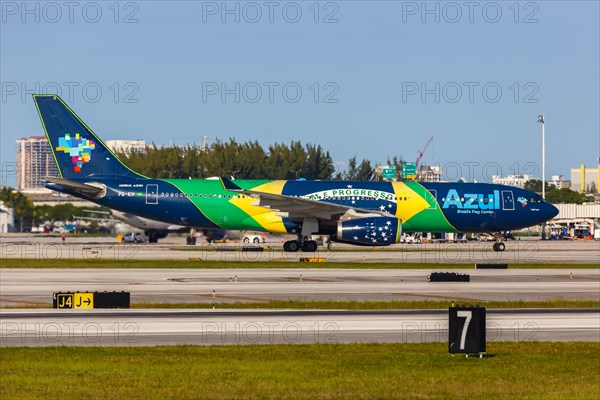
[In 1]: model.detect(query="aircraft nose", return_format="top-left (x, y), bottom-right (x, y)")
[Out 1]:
top-left (545, 202), bottom-right (559, 220)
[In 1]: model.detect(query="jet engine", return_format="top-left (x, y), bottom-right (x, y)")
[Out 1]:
top-left (333, 216), bottom-right (402, 246)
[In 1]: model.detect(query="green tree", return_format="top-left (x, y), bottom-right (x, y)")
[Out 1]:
top-left (524, 179), bottom-right (593, 204)
top-left (524, 179), bottom-right (553, 193)
top-left (545, 188), bottom-right (594, 204)
top-left (0, 187), bottom-right (34, 232)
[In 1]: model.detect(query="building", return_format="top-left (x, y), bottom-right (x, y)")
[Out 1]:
top-left (105, 139), bottom-right (147, 154)
top-left (16, 136), bottom-right (59, 190)
top-left (491, 174), bottom-right (532, 188)
top-left (549, 175), bottom-right (570, 189)
top-left (0, 201), bottom-right (15, 233)
top-left (549, 203), bottom-right (600, 239)
top-left (416, 165), bottom-right (441, 182)
top-left (570, 164), bottom-right (600, 193)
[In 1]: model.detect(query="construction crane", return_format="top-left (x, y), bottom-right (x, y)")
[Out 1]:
top-left (416, 136), bottom-right (433, 167)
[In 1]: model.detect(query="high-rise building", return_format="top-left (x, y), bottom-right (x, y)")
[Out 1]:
top-left (16, 136), bottom-right (59, 190)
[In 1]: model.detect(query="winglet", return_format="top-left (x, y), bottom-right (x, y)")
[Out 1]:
top-left (220, 176), bottom-right (242, 191)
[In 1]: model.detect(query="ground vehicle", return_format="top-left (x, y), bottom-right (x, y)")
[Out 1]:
top-left (498, 231), bottom-right (516, 241)
top-left (243, 233), bottom-right (263, 244)
top-left (400, 233), bottom-right (422, 244)
top-left (122, 232), bottom-right (147, 244)
top-left (477, 233), bottom-right (496, 242)
top-left (446, 232), bottom-right (468, 243)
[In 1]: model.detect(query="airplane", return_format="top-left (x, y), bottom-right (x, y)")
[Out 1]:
top-left (33, 94), bottom-right (559, 252)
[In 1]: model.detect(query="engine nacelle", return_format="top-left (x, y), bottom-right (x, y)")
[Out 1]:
top-left (334, 216), bottom-right (402, 246)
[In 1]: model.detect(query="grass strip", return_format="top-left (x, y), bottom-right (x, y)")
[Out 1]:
top-left (1, 258), bottom-right (598, 269)
top-left (132, 299), bottom-right (600, 310)
top-left (1, 343), bottom-right (599, 399)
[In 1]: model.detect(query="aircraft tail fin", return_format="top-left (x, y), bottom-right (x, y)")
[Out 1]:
top-left (33, 94), bottom-right (147, 181)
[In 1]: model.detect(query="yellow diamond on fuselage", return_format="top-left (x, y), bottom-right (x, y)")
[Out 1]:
top-left (391, 181), bottom-right (430, 222)
top-left (229, 180), bottom-right (288, 233)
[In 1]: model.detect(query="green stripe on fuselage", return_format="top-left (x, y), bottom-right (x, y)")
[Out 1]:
top-left (402, 182), bottom-right (458, 233)
top-left (164, 179), bottom-right (270, 231)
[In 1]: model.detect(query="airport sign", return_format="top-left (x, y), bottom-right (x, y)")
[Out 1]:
top-left (382, 166), bottom-right (396, 179)
top-left (402, 163), bottom-right (417, 179)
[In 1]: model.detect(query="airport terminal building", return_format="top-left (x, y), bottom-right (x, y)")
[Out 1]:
top-left (571, 164), bottom-right (600, 193)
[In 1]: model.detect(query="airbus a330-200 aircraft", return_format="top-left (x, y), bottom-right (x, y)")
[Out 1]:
top-left (33, 94), bottom-right (558, 252)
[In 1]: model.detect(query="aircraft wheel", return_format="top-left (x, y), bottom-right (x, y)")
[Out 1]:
top-left (243, 238), bottom-right (250, 244)
top-left (302, 240), bottom-right (318, 252)
top-left (253, 237), bottom-right (260, 244)
top-left (493, 242), bottom-right (505, 252)
top-left (285, 240), bottom-right (300, 252)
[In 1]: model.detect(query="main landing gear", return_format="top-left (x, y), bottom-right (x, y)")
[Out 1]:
top-left (284, 218), bottom-right (319, 252)
top-left (283, 237), bottom-right (318, 252)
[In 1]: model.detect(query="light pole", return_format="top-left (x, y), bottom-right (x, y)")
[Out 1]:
top-left (537, 114), bottom-right (546, 240)
top-left (537, 114), bottom-right (545, 199)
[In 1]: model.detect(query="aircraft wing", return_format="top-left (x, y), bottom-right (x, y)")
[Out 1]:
top-left (45, 177), bottom-right (105, 198)
top-left (220, 177), bottom-right (394, 221)
top-left (74, 215), bottom-right (117, 223)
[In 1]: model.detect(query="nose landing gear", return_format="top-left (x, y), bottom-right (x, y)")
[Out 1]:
top-left (492, 242), bottom-right (505, 252)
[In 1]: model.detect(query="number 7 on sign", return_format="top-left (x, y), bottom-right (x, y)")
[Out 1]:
top-left (457, 310), bottom-right (472, 350)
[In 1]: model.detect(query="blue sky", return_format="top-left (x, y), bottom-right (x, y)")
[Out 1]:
top-left (1, 1), bottom-right (599, 184)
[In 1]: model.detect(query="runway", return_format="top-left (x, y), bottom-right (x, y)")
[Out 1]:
top-left (1, 268), bottom-right (599, 307)
top-left (2, 235), bottom-right (598, 347)
top-left (1, 308), bottom-right (598, 346)
top-left (2, 234), bottom-right (600, 263)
